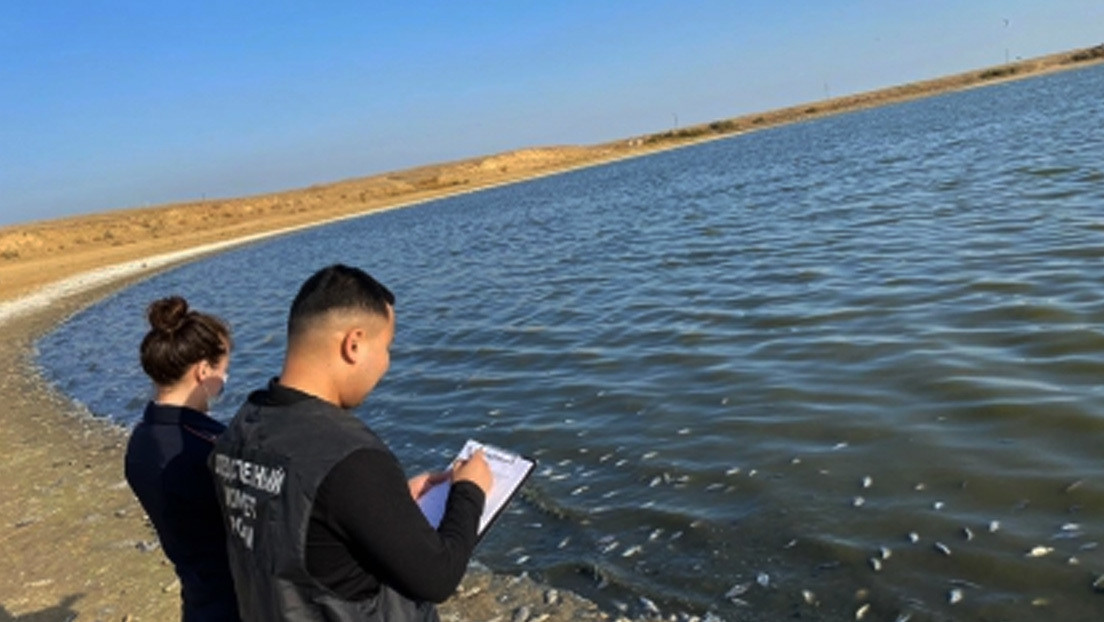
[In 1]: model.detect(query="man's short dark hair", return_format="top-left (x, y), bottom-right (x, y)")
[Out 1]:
top-left (288, 264), bottom-right (395, 338)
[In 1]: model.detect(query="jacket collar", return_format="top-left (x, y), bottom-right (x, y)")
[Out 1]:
top-left (143, 401), bottom-right (225, 434)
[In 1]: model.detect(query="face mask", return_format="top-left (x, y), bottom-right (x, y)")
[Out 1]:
top-left (202, 373), bottom-right (229, 408)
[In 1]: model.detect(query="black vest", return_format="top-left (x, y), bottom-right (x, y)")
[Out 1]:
top-left (210, 394), bottom-right (438, 622)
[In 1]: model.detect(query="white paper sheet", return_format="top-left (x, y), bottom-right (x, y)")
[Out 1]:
top-left (417, 439), bottom-right (535, 536)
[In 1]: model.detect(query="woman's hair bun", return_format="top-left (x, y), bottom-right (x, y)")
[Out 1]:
top-left (148, 296), bottom-right (190, 334)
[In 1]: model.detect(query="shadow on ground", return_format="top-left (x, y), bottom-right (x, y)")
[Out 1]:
top-left (0, 595), bottom-right (81, 622)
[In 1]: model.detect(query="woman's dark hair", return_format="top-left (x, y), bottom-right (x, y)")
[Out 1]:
top-left (139, 296), bottom-right (232, 386)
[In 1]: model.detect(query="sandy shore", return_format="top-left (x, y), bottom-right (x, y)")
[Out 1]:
top-left (1, 45), bottom-right (1102, 621)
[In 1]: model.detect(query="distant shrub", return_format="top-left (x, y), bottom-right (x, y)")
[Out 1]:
top-left (752, 116), bottom-right (765, 125)
top-left (979, 66), bottom-right (1019, 80)
top-left (804, 107), bottom-right (818, 114)
top-left (708, 120), bottom-right (738, 133)
top-left (670, 127), bottom-right (704, 139)
top-left (1068, 45), bottom-right (1104, 63)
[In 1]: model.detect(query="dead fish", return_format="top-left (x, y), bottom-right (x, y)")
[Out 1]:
top-left (725, 583), bottom-right (751, 600)
top-left (1026, 546), bottom-right (1053, 558)
top-left (801, 589), bottom-right (816, 605)
top-left (894, 614), bottom-right (913, 622)
top-left (908, 532), bottom-right (920, 544)
top-left (855, 603), bottom-right (871, 620)
top-left (791, 456), bottom-right (802, 465)
top-left (948, 588), bottom-right (963, 605)
top-left (932, 501), bottom-right (945, 511)
top-left (861, 476), bottom-right (873, 489)
top-left (1092, 575), bottom-right (1104, 592)
top-left (832, 442), bottom-right (849, 451)
top-left (1064, 479), bottom-right (1084, 493)
top-left (1060, 522), bottom-right (1082, 532)
top-left (989, 520), bottom-right (1000, 533)
top-left (933, 542), bottom-right (952, 556)
top-left (869, 557), bottom-right (882, 572)
top-left (852, 496), bottom-right (866, 508)
top-left (639, 596), bottom-right (661, 616)
top-left (914, 482), bottom-right (927, 491)
top-left (879, 546), bottom-right (892, 560)
top-left (962, 527), bottom-right (974, 541)
top-left (756, 572), bottom-right (770, 588)
top-left (621, 544), bottom-right (642, 558)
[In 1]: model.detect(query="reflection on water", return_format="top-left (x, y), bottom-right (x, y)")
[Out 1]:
top-left (39, 64), bottom-right (1104, 621)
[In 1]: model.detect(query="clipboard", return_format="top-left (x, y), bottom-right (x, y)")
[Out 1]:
top-left (417, 439), bottom-right (536, 539)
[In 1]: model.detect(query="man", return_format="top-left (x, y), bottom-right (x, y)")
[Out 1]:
top-left (210, 264), bottom-right (492, 621)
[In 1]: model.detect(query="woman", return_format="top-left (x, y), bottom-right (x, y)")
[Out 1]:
top-left (124, 296), bottom-right (239, 621)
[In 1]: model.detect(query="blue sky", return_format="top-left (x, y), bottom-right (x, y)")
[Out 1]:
top-left (2, 1), bottom-right (1101, 226)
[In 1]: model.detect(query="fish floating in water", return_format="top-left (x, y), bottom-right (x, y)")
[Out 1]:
top-left (933, 542), bottom-right (952, 556)
top-left (724, 582), bottom-right (750, 600)
top-left (855, 603), bottom-right (871, 620)
top-left (948, 588), bottom-right (964, 604)
top-left (1026, 545), bottom-right (1053, 558)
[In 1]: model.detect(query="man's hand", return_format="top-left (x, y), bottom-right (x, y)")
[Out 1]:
top-left (452, 449), bottom-right (493, 496)
top-left (408, 470), bottom-right (450, 501)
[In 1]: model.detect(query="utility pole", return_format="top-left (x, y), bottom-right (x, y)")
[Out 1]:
top-left (1003, 18), bottom-right (1010, 64)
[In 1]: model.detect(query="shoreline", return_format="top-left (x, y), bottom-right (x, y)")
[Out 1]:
top-left (0, 274), bottom-right (616, 621)
top-left (2, 45), bottom-right (1103, 620)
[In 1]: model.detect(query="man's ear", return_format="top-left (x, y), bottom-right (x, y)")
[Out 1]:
top-left (340, 329), bottom-right (362, 364)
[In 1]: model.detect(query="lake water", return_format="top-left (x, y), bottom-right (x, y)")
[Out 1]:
top-left (38, 64), bottom-right (1104, 621)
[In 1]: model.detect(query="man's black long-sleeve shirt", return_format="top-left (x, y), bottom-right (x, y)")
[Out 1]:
top-left (259, 382), bottom-right (485, 603)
